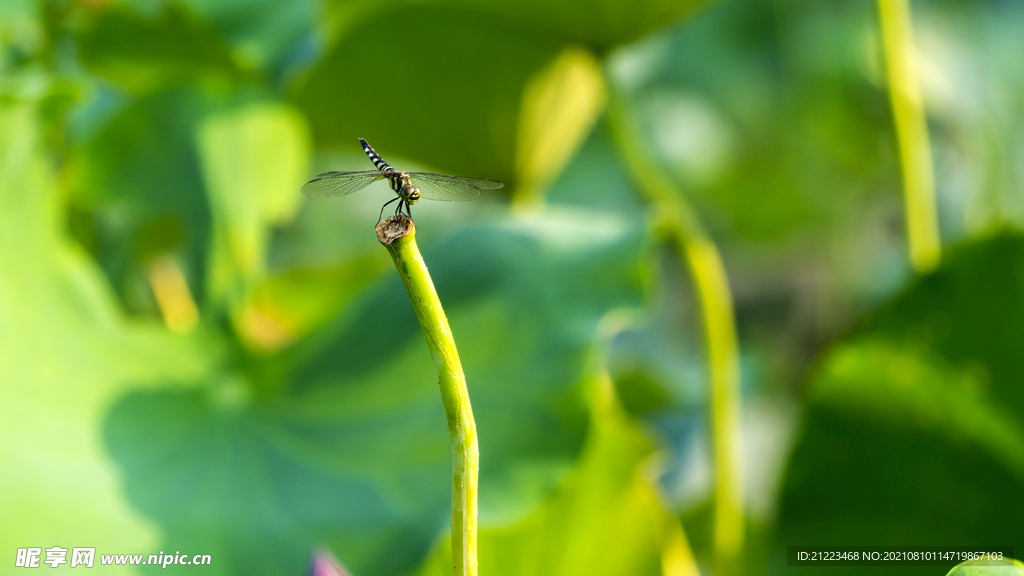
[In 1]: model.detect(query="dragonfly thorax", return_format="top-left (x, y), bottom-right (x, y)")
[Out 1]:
top-left (388, 173), bottom-right (421, 205)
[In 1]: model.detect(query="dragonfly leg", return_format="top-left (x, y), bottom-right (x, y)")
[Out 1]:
top-left (378, 197), bottom-right (400, 223)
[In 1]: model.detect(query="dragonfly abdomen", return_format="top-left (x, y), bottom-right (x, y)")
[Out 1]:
top-left (360, 138), bottom-right (393, 173)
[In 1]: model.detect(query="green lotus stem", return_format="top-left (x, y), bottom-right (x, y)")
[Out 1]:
top-left (376, 215), bottom-right (479, 576)
top-left (606, 87), bottom-right (744, 574)
top-left (877, 0), bottom-right (941, 272)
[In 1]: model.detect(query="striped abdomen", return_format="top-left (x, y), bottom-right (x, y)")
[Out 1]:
top-left (359, 138), bottom-right (393, 173)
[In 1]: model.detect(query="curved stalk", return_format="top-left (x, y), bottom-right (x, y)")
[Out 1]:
top-left (877, 0), bottom-right (941, 272)
top-left (606, 87), bottom-right (744, 574)
top-left (376, 216), bottom-right (479, 576)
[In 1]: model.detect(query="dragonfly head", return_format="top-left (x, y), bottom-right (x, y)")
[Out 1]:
top-left (400, 184), bottom-right (422, 205)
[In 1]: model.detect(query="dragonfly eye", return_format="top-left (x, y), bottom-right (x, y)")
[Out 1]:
top-left (402, 185), bottom-right (422, 204)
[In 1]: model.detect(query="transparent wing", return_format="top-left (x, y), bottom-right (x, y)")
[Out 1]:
top-left (301, 171), bottom-right (385, 198)
top-left (407, 172), bottom-right (504, 202)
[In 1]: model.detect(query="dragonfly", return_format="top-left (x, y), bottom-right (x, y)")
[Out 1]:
top-left (301, 138), bottom-right (504, 221)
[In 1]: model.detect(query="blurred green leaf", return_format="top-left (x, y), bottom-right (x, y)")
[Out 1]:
top-left (76, 5), bottom-right (239, 94)
top-left (0, 100), bottom-right (221, 574)
top-left (862, 233), bottom-right (1024, 412)
top-left (176, 0), bottom-right (314, 69)
top-left (324, 0), bottom-right (716, 52)
top-left (775, 233), bottom-right (1024, 576)
top-left (618, 0), bottom-right (897, 244)
top-left (0, 0), bottom-right (43, 55)
top-left (72, 92), bottom-right (311, 325)
top-left (72, 88), bottom-right (212, 315)
top-left (197, 101), bottom-right (311, 304)
top-left (104, 210), bottom-right (645, 576)
top-left (300, 0), bottom-right (718, 197)
top-left (233, 257), bottom-right (384, 352)
top-left (947, 558), bottom-right (1024, 576)
top-left (292, 9), bottom-right (561, 184)
top-left (613, 368), bottom-right (674, 415)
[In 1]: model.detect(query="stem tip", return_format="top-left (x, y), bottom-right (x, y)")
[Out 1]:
top-left (376, 215), bottom-right (415, 245)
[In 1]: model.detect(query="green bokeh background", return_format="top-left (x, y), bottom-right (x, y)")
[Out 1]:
top-left (2, 0), bottom-right (1023, 575)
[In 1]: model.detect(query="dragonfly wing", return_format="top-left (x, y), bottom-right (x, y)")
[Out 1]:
top-left (408, 173), bottom-right (504, 202)
top-left (301, 171), bottom-right (385, 198)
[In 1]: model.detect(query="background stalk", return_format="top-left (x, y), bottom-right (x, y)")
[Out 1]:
top-left (877, 0), bottom-right (942, 272)
top-left (376, 216), bottom-right (479, 576)
top-left (606, 88), bottom-right (744, 574)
